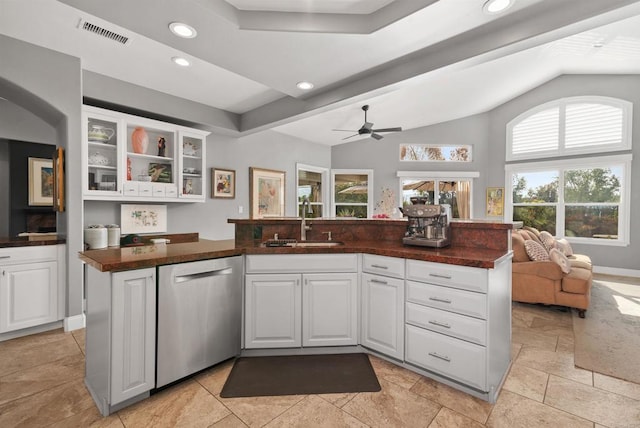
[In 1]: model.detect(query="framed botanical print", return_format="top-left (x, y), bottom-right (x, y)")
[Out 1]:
top-left (486, 187), bottom-right (504, 217)
top-left (249, 167), bottom-right (285, 218)
top-left (212, 167), bottom-right (236, 198)
top-left (28, 157), bottom-right (54, 206)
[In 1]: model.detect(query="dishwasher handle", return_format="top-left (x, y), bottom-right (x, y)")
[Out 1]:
top-left (174, 267), bottom-right (233, 283)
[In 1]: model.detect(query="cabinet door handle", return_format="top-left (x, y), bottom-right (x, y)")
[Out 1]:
top-left (429, 273), bottom-right (452, 280)
top-left (371, 264), bottom-right (388, 269)
top-left (429, 297), bottom-right (452, 304)
top-left (428, 352), bottom-right (451, 362)
top-left (0, 256), bottom-right (10, 259)
top-left (370, 278), bottom-right (388, 285)
top-left (428, 320), bottom-right (451, 329)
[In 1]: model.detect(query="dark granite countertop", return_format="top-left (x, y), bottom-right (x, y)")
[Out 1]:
top-left (0, 236), bottom-right (66, 248)
top-left (80, 237), bottom-right (511, 272)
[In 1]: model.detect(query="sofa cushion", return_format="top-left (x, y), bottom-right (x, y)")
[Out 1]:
top-left (549, 248), bottom-right (571, 274)
top-left (523, 226), bottom-right (541, 237)
top-left (512, 231), bottom-right (530, 263)
top-left (561, 267), bottom-right (592, 294)
top-left (556, 238), bottom-right (574, 256)
top-left (569, 254), bottom-right (592, 271)
top-left (525, 240), bottom-right (549, 261)
top-left (539, 231), bottom-right (557, 252)
top-left (520, 229), bottom-right (544, 246)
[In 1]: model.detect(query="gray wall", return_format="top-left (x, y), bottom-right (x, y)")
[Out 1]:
top-left (331, 113), bottom-right (491, 218)
top-left (0, 34), bottom-right (83, 321)
top-left (488, 74), bottom-right (639, 272)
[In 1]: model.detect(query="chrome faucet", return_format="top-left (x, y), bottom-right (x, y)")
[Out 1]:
top-left (301, 196), bottom-right (313, 241)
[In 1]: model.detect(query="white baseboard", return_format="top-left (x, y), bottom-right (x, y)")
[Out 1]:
top-left (64, 313), bottom-right (86, 332)
top-left (593, 266), bottom-right (640, 278)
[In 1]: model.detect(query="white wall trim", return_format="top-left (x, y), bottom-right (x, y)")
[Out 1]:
top-left (64, 313), bottom-right (86, 332)
top-left (593, 266), bottom-right (640, 279)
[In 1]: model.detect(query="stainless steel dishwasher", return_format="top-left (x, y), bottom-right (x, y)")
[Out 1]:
top-left (156, 256), bottom-right (242, 388)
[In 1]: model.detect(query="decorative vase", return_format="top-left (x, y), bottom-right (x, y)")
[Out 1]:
top-left (131, 127), bottom-right (149, 154)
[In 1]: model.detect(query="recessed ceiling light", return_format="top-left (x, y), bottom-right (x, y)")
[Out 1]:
top-left (296, 81), bottom-right (314, 90)
top-left (169, 22), bottom-right (197, 38)
top-left (172, 56), bottom-right (191, 67)
top-left (483, 0), bottom-right (514, 14)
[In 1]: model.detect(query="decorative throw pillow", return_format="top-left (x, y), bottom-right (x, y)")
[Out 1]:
top-left (539, 231), bottom-right (557, 252)
top-left (556, 238), bottom-right (574, 256)
top-left (523, 226), bottom-right (541, 237)
top-left (524, 240), bottom-right (549, 261)
top-left (549, 248), bottom-right (571, 274)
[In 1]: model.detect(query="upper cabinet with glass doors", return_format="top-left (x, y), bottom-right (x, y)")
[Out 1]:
top-left (82, 106), bottom-right (209, 202)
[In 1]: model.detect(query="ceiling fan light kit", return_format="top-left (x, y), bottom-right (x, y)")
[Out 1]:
top-left (333, 105), bottom-right (402, 141)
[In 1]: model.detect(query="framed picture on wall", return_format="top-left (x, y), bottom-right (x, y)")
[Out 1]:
top-left (211, 167), bottom-right (236, 199)
top-left (486, 187), bottom-right (504, 217)
top-left (249, 167), bottom-right (285, 218)
top-left (120, 204), bottom-right (167, 234)
top-left (28, 157), bottom-right (54, 206)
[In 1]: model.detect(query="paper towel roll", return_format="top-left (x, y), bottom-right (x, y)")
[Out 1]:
top-left (84, 227), bottom-right (108, 249)
top-left (107, 227), bottom-right (121, 247)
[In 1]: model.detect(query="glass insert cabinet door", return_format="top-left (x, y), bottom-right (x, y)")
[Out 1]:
top-left (178, 132), bottom-right (206, 199)
top-left (83, 108), bottom-right (122, 196)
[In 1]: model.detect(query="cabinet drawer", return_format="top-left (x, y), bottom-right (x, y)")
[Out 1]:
top-left (166, 186), bottom-right (178, 197)
top-left (406, 324), bottom-right (486, 391)
top-left (246, 254), bottom-right (357, 273)
top-left (362, 254), bottom-right (405, 279)
top-left (138, 182), bottom-right (152, 196)
top-left (123, 182), bottom-right (138, 196)
top-left (406, 280), bottom-right (487, 319)
top-left (0, 245), bottom-right (58, 265)
top-left (152, 184), bottom-right (165, 197)
top-left (406, 260), bottom-right (487, 293)
top-left (406, 302), bottom-right (486, 345)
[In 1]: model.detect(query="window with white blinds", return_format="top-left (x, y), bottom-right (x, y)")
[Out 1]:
top-left (506, 96), bottom-right (631, 161)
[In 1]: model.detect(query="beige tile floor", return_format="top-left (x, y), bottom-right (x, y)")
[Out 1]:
top-left (2, 277), bottom-right (640, 427)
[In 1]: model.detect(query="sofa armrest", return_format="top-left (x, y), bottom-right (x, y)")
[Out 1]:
top-left (512, 260), bottom-right (563, 280)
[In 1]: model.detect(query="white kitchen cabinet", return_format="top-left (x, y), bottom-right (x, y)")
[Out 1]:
top-left (245, 273), bottom-right (301, 349)
top-left (0, 245), bottom-right (64, 334)
top-left (302, 273), bottom-right (358, 347)
top-left (244, 254), bottom-right (358, 349)
top-left (403, 257), bottom-right (512, 403)
top-left (82, 105), bottom-right (209, 202)
top-left (360, 254), bottom-right (405, 360)
top-left (85, 266), bottom-right (156, 416)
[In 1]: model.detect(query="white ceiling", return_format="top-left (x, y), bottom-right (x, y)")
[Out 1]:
top-left (2, 0), bottom-right (640, 146)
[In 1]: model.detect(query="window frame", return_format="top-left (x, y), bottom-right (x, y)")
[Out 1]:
top-left (296, 163), bottom-right (329, 218)
top-left (397, 171), bottom-right (479, 218)
top-left (331, 169), bottom-right (374, 218)
top-left (399, 144), bottom-right (473, 162)
top-left (505, 154), bottom-right (632, 246)
top-left (506, 96), bottom-right (632, 161)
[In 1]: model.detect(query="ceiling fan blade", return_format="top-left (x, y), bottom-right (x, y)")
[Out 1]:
top-left (371, 127), bottom-right (402, 133)
top-left (332, 129), bottom-right (358, 132)
top-left (363, 122), bottom-right (374, 130)
top-left (371, 133), bottom-right (384, 140)
top-left (342, 133), bottom-right (360, 140)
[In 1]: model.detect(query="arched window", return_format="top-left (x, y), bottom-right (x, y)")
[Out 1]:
top-left (505, 97), bottom-right (632, 246)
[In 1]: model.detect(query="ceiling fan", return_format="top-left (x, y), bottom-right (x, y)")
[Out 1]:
top-left (333, 105), bottom-right (402, 140)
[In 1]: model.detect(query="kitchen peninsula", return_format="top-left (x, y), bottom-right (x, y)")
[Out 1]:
top-left (80, 219), bottom-right (513, 416)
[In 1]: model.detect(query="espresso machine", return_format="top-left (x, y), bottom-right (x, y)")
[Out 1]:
top-left (402, 204), bottom-right (451, 248)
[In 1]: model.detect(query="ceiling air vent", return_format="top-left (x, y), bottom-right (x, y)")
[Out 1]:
top-left (78, 19), bottom-right (130, 45)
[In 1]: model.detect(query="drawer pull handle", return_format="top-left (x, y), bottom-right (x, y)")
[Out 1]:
top-left (0, 256), bottom-right (10, 259)
top-left (429, 297), bottom-right (452, 304)
top-left (371, 279), bottom-right (388, 285)
top-left (428, 320), bottom-right (451, 329)
top-left (428, 352), bottom-right (451, 362)
top-left (429, 273), bottom-right (452, 279)
top-left (371, 264), bottom-right (388, 269)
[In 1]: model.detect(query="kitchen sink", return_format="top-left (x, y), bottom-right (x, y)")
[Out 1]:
top-left (293, 241), bottom-right (344, 247)
top-left (262, 240), bottom-right (344, 248)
